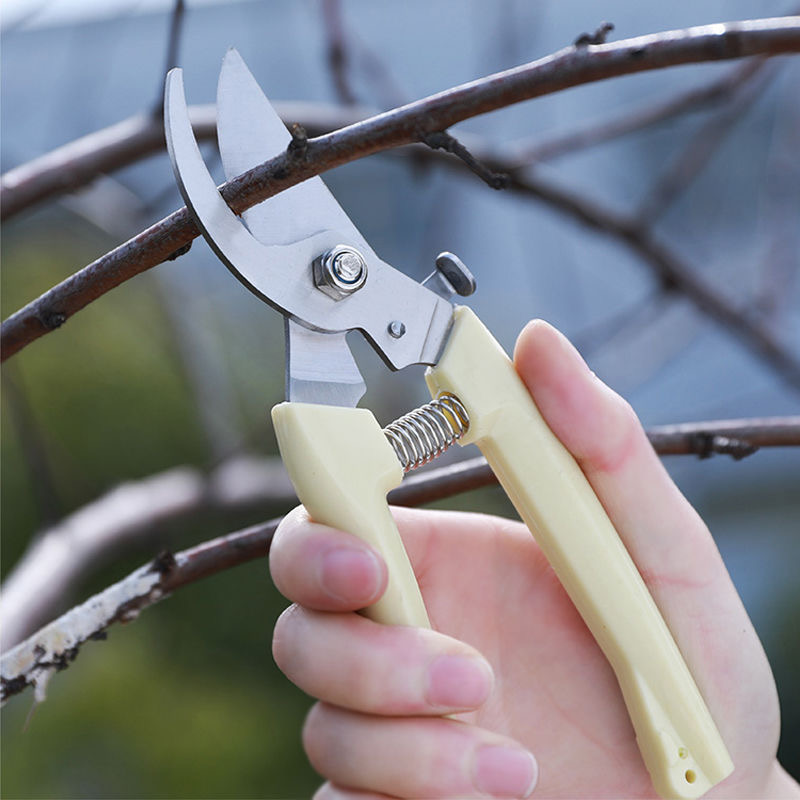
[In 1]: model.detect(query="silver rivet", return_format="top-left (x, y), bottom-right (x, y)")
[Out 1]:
top-left (313, 245), bottom-right (368, 300)
top-left (388, 320), bottom-right (406, 339)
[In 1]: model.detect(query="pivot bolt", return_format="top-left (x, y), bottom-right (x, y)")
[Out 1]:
top-left (313, 245), bottom-right (368, 300)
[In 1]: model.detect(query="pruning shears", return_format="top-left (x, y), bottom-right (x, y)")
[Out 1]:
top-left (164, 50), bottom-right (732, 800)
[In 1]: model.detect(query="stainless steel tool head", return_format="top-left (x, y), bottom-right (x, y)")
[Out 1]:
top-left (163, 51), bottom-right (456, 406)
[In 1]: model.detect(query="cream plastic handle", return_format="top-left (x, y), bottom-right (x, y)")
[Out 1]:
top-left (272, 402), bottom-right (430, 628)
top-left (425, 307), bottom-right (733, 800)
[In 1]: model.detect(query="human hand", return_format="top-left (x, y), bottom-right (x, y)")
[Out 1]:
top-left (270, 320), bottom-right (796, 799)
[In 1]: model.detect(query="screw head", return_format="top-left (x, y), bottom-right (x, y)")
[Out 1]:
top-left (313, 245), bottom-right (368, 300)
top-left (388, 320), bottom-right (406, 339)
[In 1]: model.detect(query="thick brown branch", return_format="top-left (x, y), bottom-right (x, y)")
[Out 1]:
top-left (2, 415), bottom-right (798, 702)
top-left (2, 18), bottom-right (800, 361)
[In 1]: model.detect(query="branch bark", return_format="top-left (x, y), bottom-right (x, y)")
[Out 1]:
top-left (2, 415), bottom-right (798, 703)
top-left (0, 102), bottom-right (371, 222)
top-left (0, 456), bottom-right (294, 651)
top-left (2, 18), bottom-right (799, 362)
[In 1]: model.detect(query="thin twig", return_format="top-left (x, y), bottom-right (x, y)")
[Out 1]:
top-left (419, 130), bottom-right (509, 189)
top-left (4, 126), bottom-right (800, 396)
top-left (153, 0), bottom-right (186, 117)
top-left (637, 59), bottom-right (776, 224)
top-left (2, 415), bottom-right (798, 703)
top-left (1, 368), bottom-right (63, 526)
top-left (321, 0), bottom-right (357, 105)
top-left (3, 18), bottom-right (800, 360)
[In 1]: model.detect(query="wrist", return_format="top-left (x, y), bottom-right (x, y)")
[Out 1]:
top-left (762, 760), bottom-right (800, 799)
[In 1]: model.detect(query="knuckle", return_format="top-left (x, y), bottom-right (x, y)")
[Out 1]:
top-left (302, 703), bottom-right (338, 776)
top-left (271, 604), bottom-right (304, 678)
top-left (587, 378), bottom-right (643, 473)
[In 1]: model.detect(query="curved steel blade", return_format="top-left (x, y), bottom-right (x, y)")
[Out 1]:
top-left (164, 66), bottom-right (453, 374)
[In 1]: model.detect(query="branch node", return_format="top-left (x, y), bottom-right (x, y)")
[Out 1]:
top-left (420, 130), bottom-right (509, 190)
top-left (288, 123), bottom-right (309, 160)
top-left (39, 310), bottom-right (67, 330)
top-left (575, 22), bottom-right (615, 47)
top-left (150, 549), bottom-right (177, 575)
top-left (690, 432), bottom-right (758, 460)
top-left (166, 242), bottom-right (192, 261)
top-left (712, 435), bottom-right (759, 460)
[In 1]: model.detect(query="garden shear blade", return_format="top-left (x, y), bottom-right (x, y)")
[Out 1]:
top-left (165, 49), bottom-right (454, 408)
top-left (164, 51), bottom-right (732, 800)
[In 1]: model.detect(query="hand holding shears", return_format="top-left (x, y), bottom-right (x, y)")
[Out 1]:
top-left (164, 51), bottom-right (734, 799)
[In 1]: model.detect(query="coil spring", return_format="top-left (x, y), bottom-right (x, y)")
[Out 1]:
top-left (383, 393), bottom-right (470, 473)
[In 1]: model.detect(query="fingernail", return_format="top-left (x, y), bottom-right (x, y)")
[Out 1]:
top-left (426, 654), bottom-right (493, 709)
top-left (319, 547), bottom-right (382, 603)
top-left (473, 745), bottom-right (538, 798)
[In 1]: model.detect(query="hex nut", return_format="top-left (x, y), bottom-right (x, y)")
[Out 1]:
top-left (313, 245), bottom-right (368, 300)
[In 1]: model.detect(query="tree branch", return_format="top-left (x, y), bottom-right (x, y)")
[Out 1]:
top-left (321, 0), bottom-right (358, 106)
top-left (636, 59), bottom-right (776, 224)
top-left (509, 57), bottom-right (768, 164)
top-left (0, 103), bottom-right (371, 222)
top-left (433, 154), bottom-right (800, 390)
top-left (2, 18), bottom-right (799, 361)
top-left (0, 456), bottom-right (294, 652)
top-left (153, 0), bottom-right (186, 117)
top-left (2, 415), bottom-right (798, 703)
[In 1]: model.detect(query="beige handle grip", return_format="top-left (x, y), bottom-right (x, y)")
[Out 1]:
top-left (425, 307), bottom-right (732, 800)
top-left (272, 402), bottom-right (430, 628)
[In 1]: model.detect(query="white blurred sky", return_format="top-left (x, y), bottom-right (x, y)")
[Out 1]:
top-left (1, 0), bottom-right (250, 30)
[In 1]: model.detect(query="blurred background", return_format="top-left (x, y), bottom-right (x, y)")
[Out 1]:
top-left (2, 1), bottom-right (799, 797)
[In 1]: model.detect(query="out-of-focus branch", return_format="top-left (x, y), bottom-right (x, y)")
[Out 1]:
top-left (0, 102), bottom-right (371, 222)
top-left (441, 156), bottom-right (800, 391)
top-left (321, 0), bottom-right (357, 105)
top-left (0, 457), bottom-right (294, 652)
top-left (153, 0), bottom-right (186, 116)
top-left (510, 57), bottom-right (768, 164)
top-left (5, 125), bottom-right (800, 393)
top-left (637, 60), bottom-right (776, 224)
top-left (645, 416), bottom-right (800, 457)
top-left (2, 415), bottom-right (799, 703)
top-left (3, 18), bottom-right (800, 360)
top-left (2, 368), bottom-right (63, 525)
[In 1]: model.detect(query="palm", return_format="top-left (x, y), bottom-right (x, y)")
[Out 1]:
top-left (411, 510), bottom-right (780, 799)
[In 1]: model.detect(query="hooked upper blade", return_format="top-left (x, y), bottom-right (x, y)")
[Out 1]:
top-left (217, 49), bottom-right (366, 406)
